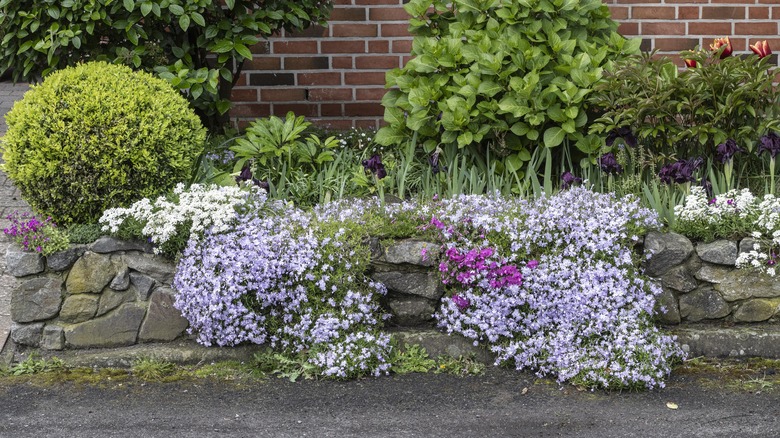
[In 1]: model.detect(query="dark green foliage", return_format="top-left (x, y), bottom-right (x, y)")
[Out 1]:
top-left (0, 0), bottom-right (333, 130)
top-left (375, 0), bottom-right (639, 176)
top-left (2, 62), bottom-right (206, 225)
top-left (66, 223), bottom-right (104, 244)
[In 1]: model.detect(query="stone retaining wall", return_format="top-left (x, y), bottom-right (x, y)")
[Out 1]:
top-left (8, 233), bottom-right (780, 350)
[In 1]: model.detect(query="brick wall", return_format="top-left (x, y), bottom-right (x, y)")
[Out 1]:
top-left (230, 0), bottom-right (780, 129)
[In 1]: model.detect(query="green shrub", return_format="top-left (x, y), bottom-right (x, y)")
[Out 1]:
top-left (375, 0), bottom-right (639, 175)
top-left (2, 61), bottom-right (206, 225)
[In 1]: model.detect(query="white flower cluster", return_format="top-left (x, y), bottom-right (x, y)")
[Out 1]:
top-left (674, 186), bottom-right (757, 223)
top-left (99, 183), bottom-right (262, 252)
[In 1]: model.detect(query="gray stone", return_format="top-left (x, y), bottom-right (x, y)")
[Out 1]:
top-left (386, 296), bottom-right (436, 326)
top-left (130, 272), bottom-right (156, 300)
top-left (643, 231), bottom-right (694, 277)
top-left (110, 265), bottom-right (130, 291)
top-left (733, 298), bottom-right (780, 323)
top-left (97, 287), bottom-right (136, 317)
top-left (739, 237), bottom-right (761, 255)
top-left (59, 294), bottom-right (99, 323)
top-left (715, 269), bottom-right (780, 301)
top-left (90, 236), bottom-right (153, 254)
top-left (10, 322), bottom-right (44, 347)
top-left (139, 287), bottom-right (189, 342)
top-left (66, 252), bottom-right (116, 294)
top-left (696, 240), bottom-right (738, 266)
top-left (122, 254), bottom-right (175, 284)
top-left (391, 329), bottom-right (492, 363)
top-left (655, 287), bottom-right (681, 325)
top-left (367, 237), bottom-right (383, 261)
top-left (695, 264), bottom-right (731, 284)
top-left (371, 271), bottom-right (443, 300)
top-left (384, 240), bottom-right (437, 267)
top-left (41, 325), bottom-right (65, 350)
top-left (661, 266), bottom-right (697, 293)
top-left (10, 277), bottom-right (62, 323)
top-left (678, 289), bottom-right (730, 322)
top-left (46, 245), bottom-right (87, 271)
top-left (64, 302), bottom-right (146, 348)
top-left (6, 248), bottom-right (44, 277)
top-left (672, 325), bottom-right (780, 358)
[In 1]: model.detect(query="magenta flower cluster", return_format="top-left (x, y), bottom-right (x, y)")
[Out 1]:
top-left (439, 246), bottom-right (523, 291)
top-left (3, 211), bottom-right (57, 253)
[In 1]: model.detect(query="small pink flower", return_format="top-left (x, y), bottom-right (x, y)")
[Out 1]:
top-left (527, 259), bottom-right (539, 269)
top-left (451, 294), bottom-right (470, 311)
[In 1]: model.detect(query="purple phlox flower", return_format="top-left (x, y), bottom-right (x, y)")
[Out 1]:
top-left (429, 150), bottom-right (447, 175)
top-left (362, 154), bottom-right (387, 179)
top-left (451, 294), bottom-right (470, 311)
top-left (605, 127), bottom-right (637, 148)
top-left (430, 216), bottom-right (445, 230)
top-left (716, 139), bottom-right (745, 163)
top-left (768, 252), bottom-right (777, 266)
top-left (598, 153), bottom-right (623, 175)
top-left (658, 157), bottom-right (704, 185)
top-left (560, 171), bottom-right (582, 190)
top-left (758, 133), bottom-right (780, 159)
top-left (527, 259), bottom-right (539, 269)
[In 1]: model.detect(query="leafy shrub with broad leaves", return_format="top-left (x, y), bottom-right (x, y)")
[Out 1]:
top-left (375, 0), bottom-right (639, 174)
top-left (0, 0), bottom-right (332, 130)
top-left (1, 61), bottom-right (205, 225)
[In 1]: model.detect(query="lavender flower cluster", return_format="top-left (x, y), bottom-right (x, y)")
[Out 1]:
top-left (428, 188), bottom-right (684, 389)
top-left (173, 209), bottom-right (391, 378)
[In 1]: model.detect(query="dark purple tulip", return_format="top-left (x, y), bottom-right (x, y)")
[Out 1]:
top-left (235, 165), bottom-right (268, 189)
top-left (362, 154), bottom-right (387, 180)
top-left (658, 157), bottom-right (703, 185)
top-left (598, 153), bottom-right (623, 175)
top-left (561, 171), bottom-right (582, 189)
top-left (716, 139), bottom-right (745, 163)
top-left (605, 127), bottom-right (637, 148)
top-left (758, 133), bottom-right (780, 159)
top-left (701, 177), bottom-right (713, 199)
top-left (429, 151), bottom-right (447, 175)
top-left (451, 294), bottom-right (470, 311)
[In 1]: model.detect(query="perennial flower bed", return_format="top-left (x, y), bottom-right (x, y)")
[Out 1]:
top-left (101, 184), bottom-right (685, 389)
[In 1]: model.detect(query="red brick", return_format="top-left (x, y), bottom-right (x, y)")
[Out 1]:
top-left (632, 6), bottom-right (675, 19)
top-left (322, 104), bottom-right (344, 117)
top-left (322, 40), bottom-right (366, 53)
top-left (751, 6), bottom-right (771, 19)
top-left (261, 89), bottom-right (307, 102)
top-left (355, 119), bottom-right (380, 129)
top-left (654, 38), bottom-right (701, 52)
top-left (380, 23), bottom-right (411, 37)
top-left (618, 22), bottom-right (639, 36)
top-left (664, 0), bottom-right (706, 4)
top-left (392, 40), bottom-right (413, 53)
top-left (356, 88), bottom-right (388, 100)
top-left (272, 103), bottom-right (320, 117)
top-left (608, 6), bottom-right (629, 19)
top-left (640, 22), bottom-right (684, 35)
top-left (230, 103), bottom-right (271, 117)
top-left (284, 56), bottom-right (330, 70)
top-left (308, 88), bottom-right (354, 101)
top-left (273, 41), bottom-right (318, 54)
top-left (245, 57), bottom-right (281, 70)
top-left (345, 103), bottom-right (384, 116)
top-left (355, 55), bottom-right (401, 69)
top-left (688, 22), bottom-right (732, 35)
top-left (345, 72), bottom-right (387, 85)
top-left (369, 40), bottom-right (390, 53)
top-left (678, 7), bottom-right (700, 19)
top-left (369, 7), bottom-right (411, 20)
top-left (330, 7), bottom-right (367, 21)
top-left (230, 88), bottom-right (258, 102)
top-left (250, 41), bottom-right (270, 54)
top-left (402, 55), bottom-right (413, 65)
top-left (333, 0), bottom-right (354, 5)
top-left (614, 0), bottom-right (658, 4)
top-left (759, 0), bottom-right (780, 4)
top-left (701, 6), bottom-right (745, 19)
top-left (355, 0), bottom-right (401, 4)
top-left (735, 22), bottom-right (778, 34)
top-left (331, 24), bottom-right (378, 37)
top-left (314, 119), bottom-right (355, 129)
top-left (285, 25), bottom-right (328, 38)
top-left (235, 74), bottom-right (247, 87)
top-left (332, 56), bottom-right (354, 69)
top-left (249, 73), bottom-right (295, 86)
top-left (298, 72), bottom-right (343, 86)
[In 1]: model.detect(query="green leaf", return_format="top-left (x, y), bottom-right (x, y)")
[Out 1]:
top-left (168, 4), bottom-right (184, 15)
top-left (123, 0), bottom-right (134, 12)
top-left (374, 126), bottom-right (407, 146)
top-left (140, 1), bottom-right (152, 16)
top-left (234, 43), bottom-right (252, 60)
top-left (191, 12), bottom-right (206, 27)
top-left (211, 40), bottom-right (233, 53)
top-left (47, 7), bottom-right (60, 19)
top-left (543, 127), bottom-right (565, 147)
top-left (225, 0), bottom-right (235, 9)
top-left (179, 14), bottom-right (190, 32)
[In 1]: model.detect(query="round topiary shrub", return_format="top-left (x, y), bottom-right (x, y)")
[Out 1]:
top-left (2, 61), bottom-right (206, 225)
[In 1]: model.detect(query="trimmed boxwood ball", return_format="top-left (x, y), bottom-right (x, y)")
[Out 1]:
top-left (2, 61), bottom-right (206, 225)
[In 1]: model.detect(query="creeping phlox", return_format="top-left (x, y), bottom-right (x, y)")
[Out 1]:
top-left (428, 188), bottom-right (683, 389)
top-left (675, 187), bottom-right (780, 275)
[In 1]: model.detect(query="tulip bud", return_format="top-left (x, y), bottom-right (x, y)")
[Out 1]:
top-left (709, 37), bottom-right (732, 59)
top-left (750, 40), bottom-right (772, 58)
top-left (684, 58), bottom-right (698, 68)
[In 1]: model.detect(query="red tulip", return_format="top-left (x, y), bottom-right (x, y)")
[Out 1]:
top-left (750, 40), bottom-right (772, 58)
top-left (684, 58), bottom-right (698, 68)
top-left (709, 37), bottom-right (732, 59)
